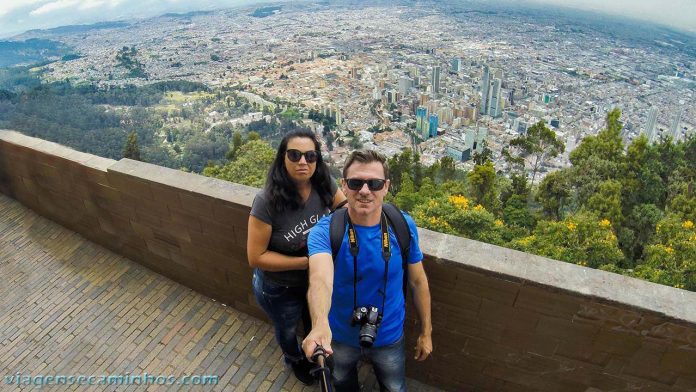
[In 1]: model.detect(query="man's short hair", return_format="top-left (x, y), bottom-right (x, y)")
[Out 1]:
top-left (342, 150), bottom-right (390, 179)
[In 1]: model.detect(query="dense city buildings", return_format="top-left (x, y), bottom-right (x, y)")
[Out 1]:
top-left (12, 1), bottom-right (696, 178)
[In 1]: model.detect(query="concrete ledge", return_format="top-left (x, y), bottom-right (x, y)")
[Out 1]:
top-left (108, 159), bottom-right (257, 207)
top-left (420, 229), bottom-right (696, 325)
top-left (0, 129), bottom-right (115, 170)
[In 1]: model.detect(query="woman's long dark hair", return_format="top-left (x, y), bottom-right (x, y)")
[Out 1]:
top-left (264, 130), bottom-right (334, 213)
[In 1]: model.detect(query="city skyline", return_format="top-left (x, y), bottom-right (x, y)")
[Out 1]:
top-left (1, 0), bottom-right (696, 38)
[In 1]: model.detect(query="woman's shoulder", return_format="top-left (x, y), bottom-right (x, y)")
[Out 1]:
top-left (253, 189), bottom-right (267, 202)
top-left (250, 190), bottom-right (274, 222)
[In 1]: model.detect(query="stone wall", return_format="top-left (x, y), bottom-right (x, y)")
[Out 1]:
top-left (2, 130), bottom-right (696, 391)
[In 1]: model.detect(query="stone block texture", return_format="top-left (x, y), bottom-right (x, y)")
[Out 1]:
top-left (2, 130), bottom-right (696, 391)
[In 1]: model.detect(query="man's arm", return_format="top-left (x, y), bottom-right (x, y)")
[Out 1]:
top-left (302, 252), bottom-right (335, 359)
top-left (408, 261), bottom-right (432, 361)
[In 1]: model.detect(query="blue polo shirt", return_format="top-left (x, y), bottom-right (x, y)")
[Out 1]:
top-left (307, 211), bottom-right (423, 347)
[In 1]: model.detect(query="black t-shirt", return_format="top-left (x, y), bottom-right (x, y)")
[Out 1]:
top-left (250, 181), bottom-right (337, 286)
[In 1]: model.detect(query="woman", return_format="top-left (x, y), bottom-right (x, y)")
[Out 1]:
top-left (247, 129), bottom-right (346, 385)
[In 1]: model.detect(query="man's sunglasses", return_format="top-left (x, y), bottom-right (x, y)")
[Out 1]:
top-left (286, 149), bottom-right (319, 163)
top-left (345, 178), bottom-right (386, 191)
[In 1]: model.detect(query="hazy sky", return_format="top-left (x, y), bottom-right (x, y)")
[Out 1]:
top-left (1, 0), bottom-right (694, 38)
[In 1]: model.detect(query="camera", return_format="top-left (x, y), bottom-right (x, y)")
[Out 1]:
top-left (351, 305), bottom-right (382, 348)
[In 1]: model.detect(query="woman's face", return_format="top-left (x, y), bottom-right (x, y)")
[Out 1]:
top-left (284, 137), bottom-right (318, 184)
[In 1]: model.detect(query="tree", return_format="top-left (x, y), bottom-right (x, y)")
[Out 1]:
top-left (226, 131), bottom-right (243, 161)
top-left (569, 108), bottom-right (625, 202)
top-left (467, 161), bottom-right (497, 211)
top-left (472, 140), bottom-right (493, 165)
top-left (123, 131), bottom-right (141, 160)
top-left (394, 174), bottom-right (420, 212)
top-left (388, 150), bottom-right (421, 195)
top-left (536, 169), bottom-right (572, 220)
top-left (621, 134), bottom-right (664, 213)
top-left (438, 156), bottom-right (457, 183)
top-left (584, 179), bottom-right (623, 227)
top-left (503, 194), bottom-right (536, 229)
top-left (203, 139), bottom-right (275, 187)
top-left (504, 120), bottom-right (564, 185)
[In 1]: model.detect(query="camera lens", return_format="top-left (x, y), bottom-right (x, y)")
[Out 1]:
top-left (359, 323), bottom-right (378, 348)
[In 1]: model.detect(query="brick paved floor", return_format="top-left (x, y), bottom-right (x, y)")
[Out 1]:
top-left (0, 194), bottom-right (441, 392)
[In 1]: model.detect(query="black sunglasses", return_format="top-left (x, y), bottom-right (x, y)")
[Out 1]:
top-left (286, 149), bottom-right (319, 163)
top-left (345, 178), bottom-right (386, 191)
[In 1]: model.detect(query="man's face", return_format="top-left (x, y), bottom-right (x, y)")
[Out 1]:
top-left (342, 161), bottom-right (390, 220)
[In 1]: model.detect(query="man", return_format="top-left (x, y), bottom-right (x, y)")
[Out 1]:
top-left (303, 150), bottom-right (432, 391)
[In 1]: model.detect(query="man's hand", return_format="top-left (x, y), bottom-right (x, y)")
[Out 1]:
top-left (414, 333), bottom-right (432, 361)
top-left (302, 323), bottom-right (333, 361)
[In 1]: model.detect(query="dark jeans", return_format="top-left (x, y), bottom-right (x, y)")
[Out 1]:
top-left (252, 268), bottom-right (310, 364)
top-left (330, 335), bottom-right (406, 392)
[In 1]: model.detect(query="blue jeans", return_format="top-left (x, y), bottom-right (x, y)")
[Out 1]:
top-left (330, 335), bottom-right (406, 392)
top-left (252, 269), bottom-right (310, 364)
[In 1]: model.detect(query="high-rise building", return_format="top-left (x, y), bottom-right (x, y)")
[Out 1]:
top-left (416, 106), bottom-right (427, 132)
top-left (429, 114), bottom-right (439, 138)
top-left (645, 107), bottom-right (658, 143)
top-left (479, 65), bottom-right (490, 115)
top-left (373, 86), bottom-right (383, 101)
top-left (419, 93), bottom-right (430, 106)
top-left (488, 78), bottom-right (502, 117)
top-left (670, 109), bottom-right (683, 141)
top-left (450, 58), bottom-right (462, 74)
top-left (427, 100), bottom-right (439, 116)
top-left (479, 65), bottom-right (503, 118)
top-left (437, 107), bottom-right (454, 125)
top-left (431, 66), bottom-right (441, 95)
top-left (464, 105), bottom-right (477, 121)
top-left (386, 90), bottom-right (398, 104)
top-left (335, 105), bottom-right (342, 126)
top-left (398, 76), bottom-right (414, 96)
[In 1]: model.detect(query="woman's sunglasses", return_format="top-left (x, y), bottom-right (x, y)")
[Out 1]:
top-left (345, 178), bottom-right (386, 191)
top-left (286, 149), bottom-right (319, 163)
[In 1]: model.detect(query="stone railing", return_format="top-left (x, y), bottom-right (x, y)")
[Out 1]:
top-left (1, 130), bottom-right (695, 391)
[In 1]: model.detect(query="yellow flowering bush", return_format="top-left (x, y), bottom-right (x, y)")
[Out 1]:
top-left (510, 212), bottom-right (623, 268)
top-left (411, 195), bottom-right (505, 244)
top-left (448, 195), bottom-right (469, 210)
top-left (635, 213), bottom-right (696, 290)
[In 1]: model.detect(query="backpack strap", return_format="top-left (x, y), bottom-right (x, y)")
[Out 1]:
top-left (382, 203), bottom-right (412, 299)
top-left (329, 203), bottom-right (412, 299)
top-left (331, 199), bottom-right (348, 213)
top-left (330, 208), bottom-right (348, 261)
